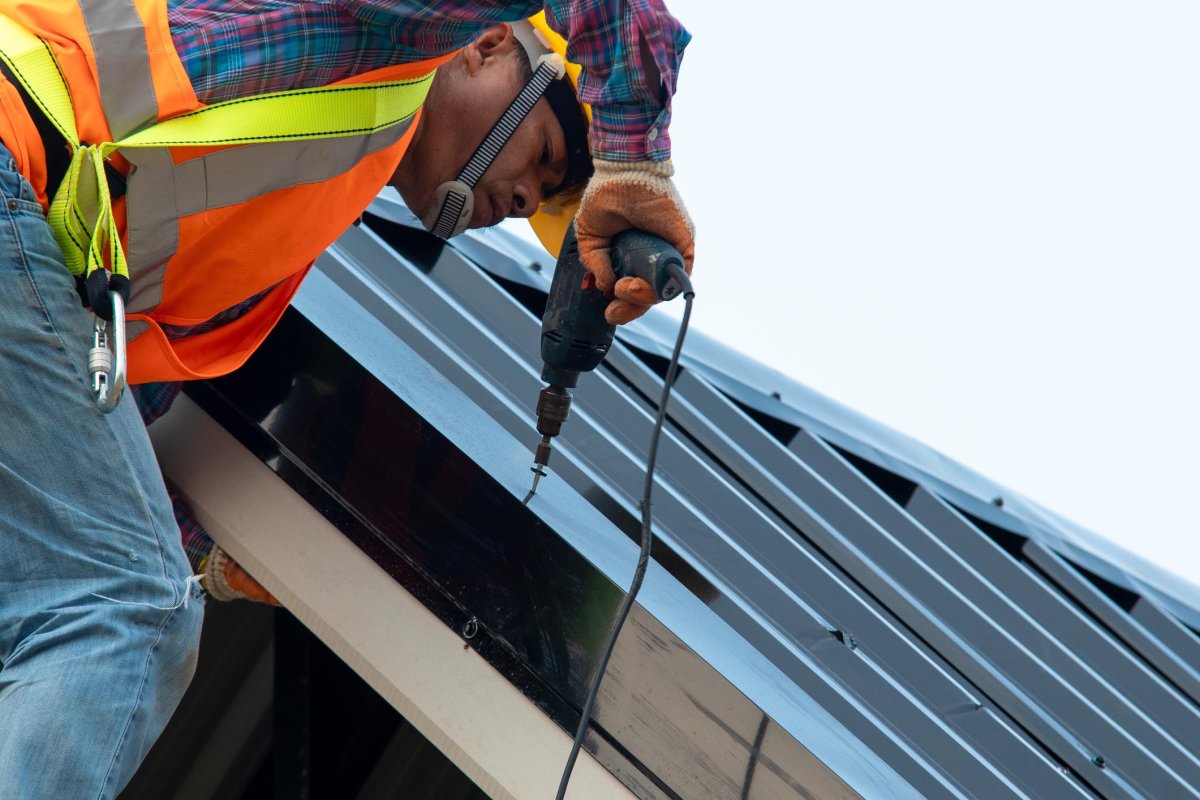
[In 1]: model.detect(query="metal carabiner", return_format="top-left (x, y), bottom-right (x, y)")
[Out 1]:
top-left (89, 290), bottom-right (127, 413)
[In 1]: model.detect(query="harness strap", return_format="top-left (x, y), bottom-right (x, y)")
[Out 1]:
top-left (0, 57), bottom-right (74, 198)
top-left (0, 13), bottom-right (436, 316)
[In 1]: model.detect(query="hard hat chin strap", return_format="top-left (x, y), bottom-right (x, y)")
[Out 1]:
top-left (424, 54), bottom-right (566, 239)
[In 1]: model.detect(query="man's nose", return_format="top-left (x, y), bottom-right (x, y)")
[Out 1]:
top-left (510, 182), bottom-right (542, 219)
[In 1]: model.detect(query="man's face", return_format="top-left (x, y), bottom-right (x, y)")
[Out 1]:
top-left (392, 24), bottom-right (569, 230)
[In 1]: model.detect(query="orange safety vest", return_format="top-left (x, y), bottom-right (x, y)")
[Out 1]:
top-left (0, 1), bottom-right (451, 383)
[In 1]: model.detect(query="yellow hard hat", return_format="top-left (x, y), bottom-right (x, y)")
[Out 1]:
top-left (515, 13), bottom-right (592, 256)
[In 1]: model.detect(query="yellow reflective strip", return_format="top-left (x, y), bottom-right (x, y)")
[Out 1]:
top-left (114, 74), bottom-right (435, 149)
top-left (0, 14), bottom-right (78, 144)
top-left (3, 13), bottom-right (437, 291)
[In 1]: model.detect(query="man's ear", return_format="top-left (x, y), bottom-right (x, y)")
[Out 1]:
top-left (464, 23), bottom-right (515, 76)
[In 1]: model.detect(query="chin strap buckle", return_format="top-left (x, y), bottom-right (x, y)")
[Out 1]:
top-left (425, 179), bottom-right (475, 240)
top-left (89, 286), bottom-right (127, 414)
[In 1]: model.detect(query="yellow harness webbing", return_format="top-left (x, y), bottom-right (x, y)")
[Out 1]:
top-left (0, 13), bottom-right (435, 293)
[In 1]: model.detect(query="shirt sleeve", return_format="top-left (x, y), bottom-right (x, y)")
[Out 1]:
top-left (542, 1), bottom-right (690, 163)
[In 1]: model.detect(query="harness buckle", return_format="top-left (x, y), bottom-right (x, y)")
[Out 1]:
top-left (88, 289), bottom-right (127, 413)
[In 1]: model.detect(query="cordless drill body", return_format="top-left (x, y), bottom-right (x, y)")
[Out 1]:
top-left (528, 223), bottom-right (687, 492)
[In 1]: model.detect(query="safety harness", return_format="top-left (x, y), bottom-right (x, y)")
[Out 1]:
top-left (0, 14), bottom-right (435, 411)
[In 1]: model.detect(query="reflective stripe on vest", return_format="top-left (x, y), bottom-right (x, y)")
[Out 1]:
top-left (122, 124), bottom-right (419, 315)
top-left (0, 10), bottom-right (435, 308)
top-left (79, 0), bottom-right (159, 139)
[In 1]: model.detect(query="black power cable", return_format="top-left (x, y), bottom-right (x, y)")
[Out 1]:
top-left (555, 268), bottom-right (694, 800)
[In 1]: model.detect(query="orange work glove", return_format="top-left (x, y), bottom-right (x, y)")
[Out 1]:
top-left (202, 544), bottom-right (279, 605)
top-left (575, 159), bottom-right (695, 325)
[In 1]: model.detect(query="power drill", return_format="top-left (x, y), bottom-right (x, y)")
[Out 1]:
top-left (526, 222), bottom-right (690, 500)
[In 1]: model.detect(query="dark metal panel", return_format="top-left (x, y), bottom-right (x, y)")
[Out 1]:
top-left (904, 488), bottom-right (1200, 798)
top-left (1021, 540), bottom-right (1200, 707)
top-left (604, 350), bottom-right (1184, 799)
top-left (208, 280), bottom-right (902, 799)
top-left (620, 369), bottom-right (1097, 800)
top-left (599, 302), bottom-right (1200, 639)
top-left (592, 601), bottom-right (874, 800)
top-left (561, 417), bottom-right (1010, 795)
top-left (312, 232), bottom-right (974, 800)
top-left (310, 232), bottom-right (984, 799)
top-left (604, 362), bottom-right (1099, 800)
top-left (831, 477), bottom-right (1200, 751)
top-left (1132, 596), bottom-right (1200, 679)
top-left (367, 194), bottom-right (1200, 641)
top-left (316, 225), bottom-right (1123, 800)
top-left (320, 210), bottom-right (1200, 799)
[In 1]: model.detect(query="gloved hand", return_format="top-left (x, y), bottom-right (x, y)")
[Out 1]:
top-left (201, 544), bottom-right (279, 605)
top-left (575, 159), bottom-right (695, 325)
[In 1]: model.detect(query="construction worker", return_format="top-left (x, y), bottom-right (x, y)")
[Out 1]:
top-left (0, 3), bottom-right (692, 797)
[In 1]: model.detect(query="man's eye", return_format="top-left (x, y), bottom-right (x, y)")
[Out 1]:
top-left (541, 138), bottom-right (551, 166)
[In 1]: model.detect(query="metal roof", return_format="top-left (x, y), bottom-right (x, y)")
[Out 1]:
top-left (180, 191), bottom-right (1200, 799)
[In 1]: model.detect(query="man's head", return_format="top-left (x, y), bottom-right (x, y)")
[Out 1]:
top-left (391, 23), bottom-right (589, 231)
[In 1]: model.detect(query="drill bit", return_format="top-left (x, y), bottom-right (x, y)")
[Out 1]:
top-left (524, 387), bottom-right (571, 504)
top-left (523, 467), bottom-right (545, 504)
top-left (523, 434), bottom-right (553, 504)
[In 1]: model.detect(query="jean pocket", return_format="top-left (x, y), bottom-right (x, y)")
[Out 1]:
top-left (0, 157), bottom-right (46, 216)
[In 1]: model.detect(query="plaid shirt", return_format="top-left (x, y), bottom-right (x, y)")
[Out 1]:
top-left (167, 0), bottom-right (690, 162)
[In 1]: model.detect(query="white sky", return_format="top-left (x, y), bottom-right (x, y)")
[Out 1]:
top-left (670, 0), bottom-right (1200, 588)
top-left (512, 2), bottom-right (1200, 589)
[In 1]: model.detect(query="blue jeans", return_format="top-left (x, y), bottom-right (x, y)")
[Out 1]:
top-left (0, 144), bottom-right (203, 798)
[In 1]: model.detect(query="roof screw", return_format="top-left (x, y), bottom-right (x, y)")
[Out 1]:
top-left (991, 495), bottom-right (1004, 507)
top-left (530, 261), bottom-right (542, 271)
top-left (1092, 755), bottom-right (1106, 769)
top-left (829, 628), bottom-right (858, 650)
top-left (770, 391), bottom-right (782, 400)
top-left (461, 616), bottom-right (479, 640)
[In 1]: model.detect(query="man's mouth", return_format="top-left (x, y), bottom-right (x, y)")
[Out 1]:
top-left (488, 196), bottom-right (504, 227)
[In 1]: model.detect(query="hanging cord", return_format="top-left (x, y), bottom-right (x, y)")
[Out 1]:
top-left (555, 267), bottom-right (694, 799)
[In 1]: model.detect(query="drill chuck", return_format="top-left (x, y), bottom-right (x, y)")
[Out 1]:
top-left (533, 386), bottom-right (571, 476)
top-left (535, 385), bottom-right (572, 439)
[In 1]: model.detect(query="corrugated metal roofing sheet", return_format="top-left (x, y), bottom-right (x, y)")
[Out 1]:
top-left (227, 192), bottom-right (1200, 798)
